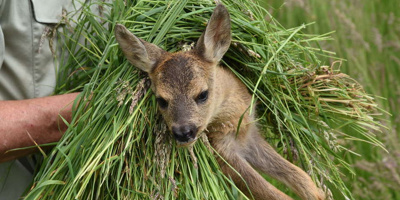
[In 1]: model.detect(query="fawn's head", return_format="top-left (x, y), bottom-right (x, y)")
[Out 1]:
top-left (115, 4), bottom-right (231, 145)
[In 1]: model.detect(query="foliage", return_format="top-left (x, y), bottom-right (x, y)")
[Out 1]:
top-left (25, 0), bottom-right (386, 199)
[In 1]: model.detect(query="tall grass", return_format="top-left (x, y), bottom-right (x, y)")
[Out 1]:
top-left (24, 0), bottom-right (387, 199)
top-left (261, 0), bottom-right (400, 199)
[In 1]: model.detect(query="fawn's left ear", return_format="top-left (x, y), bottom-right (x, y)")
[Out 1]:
top-left (195, 4), bottom-right (231, 63)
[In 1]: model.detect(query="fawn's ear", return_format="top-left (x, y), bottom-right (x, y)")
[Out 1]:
top-left (115, 24), bottom-right (166, 72)
top-left (195, 4), bottom-right (231, 63)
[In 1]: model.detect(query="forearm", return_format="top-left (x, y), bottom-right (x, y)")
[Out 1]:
top-left (0, 93), bottom-right (79, 162)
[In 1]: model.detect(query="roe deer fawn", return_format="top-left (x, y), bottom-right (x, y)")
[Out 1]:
top-left (115, 4), bottom-right (325, 200)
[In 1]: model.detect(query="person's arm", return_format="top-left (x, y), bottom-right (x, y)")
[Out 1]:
top-left (0, 93), bottom-right (79, 162)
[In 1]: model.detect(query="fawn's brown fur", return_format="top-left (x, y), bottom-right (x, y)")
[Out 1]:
top-left (115, 4), bottom-right (325, 200)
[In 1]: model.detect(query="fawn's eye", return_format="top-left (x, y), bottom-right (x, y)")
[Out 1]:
top-left (156, 97), bottom-right (168, 109)
top-left (196, 90), bottom-right (209, 104)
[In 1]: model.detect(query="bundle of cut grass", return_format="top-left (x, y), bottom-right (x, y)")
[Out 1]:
top-left (25, 0), bottom-right (385, 199)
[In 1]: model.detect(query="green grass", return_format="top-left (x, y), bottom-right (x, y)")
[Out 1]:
top-left (261, 0), bottom-right (400, 199)
top-left (23, 0), bottom-right (390, 199)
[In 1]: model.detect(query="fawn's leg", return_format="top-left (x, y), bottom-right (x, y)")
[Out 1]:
top-left (213, 136), bottom-right (294, 200)
top-left (244, 133), bottom-right (325, 200)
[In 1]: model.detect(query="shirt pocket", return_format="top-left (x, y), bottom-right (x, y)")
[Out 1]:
top-left (30, 0), bottom-right (78, 24)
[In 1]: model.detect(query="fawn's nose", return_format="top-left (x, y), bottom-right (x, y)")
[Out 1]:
top-left (172, 124), bottom-right (198, 143)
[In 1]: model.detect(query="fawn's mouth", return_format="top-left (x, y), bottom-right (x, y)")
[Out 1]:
top-left (176, 138), bottom-right (198, 147)
top-left (175, 132), bottom-right (199, 146)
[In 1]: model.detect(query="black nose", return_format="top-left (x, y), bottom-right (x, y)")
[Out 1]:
top-left (172, 124), bottom-right (198, 143)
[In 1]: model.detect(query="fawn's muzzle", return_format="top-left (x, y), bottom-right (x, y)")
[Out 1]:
top-left (172, 124), bottom-right (198, 143)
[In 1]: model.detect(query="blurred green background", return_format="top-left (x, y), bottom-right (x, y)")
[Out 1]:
top-left (258, 0), bottom-right (400, 199)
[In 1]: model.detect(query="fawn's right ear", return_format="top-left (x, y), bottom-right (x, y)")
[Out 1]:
top-left (115, 24), bottom-right (166, 73)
